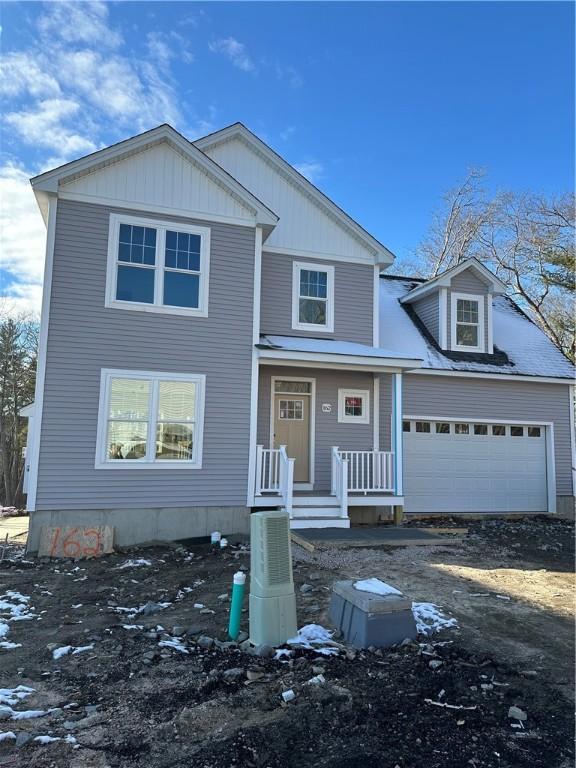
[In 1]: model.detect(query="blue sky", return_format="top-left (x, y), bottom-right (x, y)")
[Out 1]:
top-left (1, 1), bottom-right (574, 314)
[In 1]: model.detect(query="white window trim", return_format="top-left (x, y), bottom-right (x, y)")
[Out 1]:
top-left (95, 368), bottom-right (206, 469)
top-left (105, 213), bottom-right (211, 318)
top-left (291, 261), bottom-right (335, 333)
top-left (450, 292), bottom-right (485, 353)
top-left (338, 389), bottom-right (370, 424)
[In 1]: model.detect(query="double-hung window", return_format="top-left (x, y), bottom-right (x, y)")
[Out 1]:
top-left (292, 261), bottom-right (334, 332)
top-left (106, 214), bottom-right (210, 317)
top-left (450, 292), bottom-right (485, 352)
top-left (96, 369), bottom-right (205, 469)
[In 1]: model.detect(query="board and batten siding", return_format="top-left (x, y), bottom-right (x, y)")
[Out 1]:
top-left (260, 253), bottom-right (374, 344)
top-left (258, 366), bottom-right (378, 490)
top-left (412, 292), bottom-right (440, 344)
top-left (36, 199), bottom-right (256, 511)
top-left (447, 271), bottom-right (490, 352)
top-left (401, 374), bottom-right (573, 498)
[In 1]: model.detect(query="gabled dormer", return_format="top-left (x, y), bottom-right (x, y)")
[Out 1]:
top-left (400, 258), bottom-right (507, 355)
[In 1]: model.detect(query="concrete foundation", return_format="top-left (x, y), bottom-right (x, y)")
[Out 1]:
top-left (556, 496), bottom-right (576, 520)
top-left (329, 579), bottom-right (417, 649)
top-left (27, 505), bottom-right (250, 553)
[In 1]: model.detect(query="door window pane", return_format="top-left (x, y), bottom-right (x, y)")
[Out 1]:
top-left (116, 265), bottom-right (155, 304)
top-left (279, 399), bottom-right (304, 420)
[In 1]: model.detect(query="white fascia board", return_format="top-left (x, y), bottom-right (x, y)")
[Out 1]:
top-left (257, 347), bottom-right (423, 371)
top-left (400, 258), bottom-right (507, 304)
top-left (195, 123), bottom-right (394, 266)
top-left (19, 403), bottom-right (35, 418)
top-left (30, 124), bottom-right (279, 229)
top-left (408, 368), bottom-right (575, 385)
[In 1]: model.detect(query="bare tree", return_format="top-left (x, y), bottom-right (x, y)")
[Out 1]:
top-left (0, 307), bottom-right (38, 508)
top-left (399, 173), bottom-right (575, 361)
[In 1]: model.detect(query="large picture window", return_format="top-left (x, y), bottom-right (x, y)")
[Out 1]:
top-left (96, 370), bottom-right (205, 469)
top-left (292, 261), bottom-right (334, 332)
top-left (450, 292), bottom-right (485, 352)
top-left (106, 214), bottom-right (210, 317)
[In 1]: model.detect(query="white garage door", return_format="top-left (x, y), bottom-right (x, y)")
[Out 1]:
top-left (403, 419), bottom-right (548, 514)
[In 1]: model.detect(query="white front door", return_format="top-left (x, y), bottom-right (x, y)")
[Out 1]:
top-left (403, 419), bottom-right (548, 513)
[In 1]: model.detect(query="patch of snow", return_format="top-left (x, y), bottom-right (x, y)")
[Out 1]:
top-left (34, 735), bottom-right (61, 743)
top-left (0, 591), bottom-right (35, 648)
top-left (0, 732), bottom-right (16, 742)
top-left (353, 578), bottom-right (403, 596)
top-left (0, 686), bottom-right (34, 706)
top-left (53, 646), bottom-right (72, 660)
top-left (116, 558), bottom-right (152, 569)
top-left (0, 642), bottom-right (21, 650)
top-left (412, 602), bottom-right (458, 636)
top-left (158, 638), bottom-right (189, 654)
top-left (53, 644), bottom-right (93, 660)
top-left (287, 624), bottom-right (341, 655)
top-left (122, 624), bottom-right (144, 630)
top-left (11, 708), bottom-right (50, 720)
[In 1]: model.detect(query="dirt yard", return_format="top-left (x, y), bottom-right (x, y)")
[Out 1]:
top-left (0, 516), bottom-right (573, 768)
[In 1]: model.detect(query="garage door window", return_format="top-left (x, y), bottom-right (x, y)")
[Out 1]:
top-left (435, 423), bottom-right (450, 434)
top-left (415, 421), bottom-right (431, 433)
top-left (403, 421), bottom-right (411, 432)
top-left (492, 425), bottom-right (506, 436)
top-left (511, 426), bottom-right (524, 437)
top-left (473, 424), bottom-right (488, 435)
top-left (528, 427), bottom-right (541, 437)
top-left (455, 423), bottom-right (469, 435)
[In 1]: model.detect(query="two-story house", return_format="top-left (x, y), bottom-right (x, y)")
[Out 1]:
top-left (22, 123), bottom-right (575, 551)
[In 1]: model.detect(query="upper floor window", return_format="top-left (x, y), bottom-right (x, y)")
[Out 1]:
top-left (292, 261), bottom-right (334, 333)
top-left (95, 369), bottom-right (205, 469)
top-left (450, 292), bottom-right (484, 352)
top-left (106, 214), bottom-right (210, 317)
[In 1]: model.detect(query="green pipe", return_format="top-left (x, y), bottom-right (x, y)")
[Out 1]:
top-left (228, 571), bottom-right (246, 641)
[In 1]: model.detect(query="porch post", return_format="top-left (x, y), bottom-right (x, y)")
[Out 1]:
top-left (392, 372), bottom-right (403, 496)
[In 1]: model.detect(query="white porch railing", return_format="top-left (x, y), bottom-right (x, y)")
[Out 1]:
top-left (255, 445), bottom-right (294, 517)
top-left (334, 448), bottom-right (395, 493)
top-left (331, 447), bottom-right (349, 518)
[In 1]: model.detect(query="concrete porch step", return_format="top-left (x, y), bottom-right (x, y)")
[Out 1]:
top-left (290, 517), bottom-right (351, 530)
top-left (291, 506), bottom-right (341, 517)
top-left (291, 495), bottom-right (336, 506)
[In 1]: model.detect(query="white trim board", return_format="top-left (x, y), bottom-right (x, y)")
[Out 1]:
top-left (408, 369), bottom-right (575, 385)
top-left (94, 368), bottom-right (206, 470)
top-left (269, 374), bottom-right (316, 489)
top-left (26, 195), bottom-right (57, 513)
top-left (263, 245), bottom-right (373, 266)
top-left (247, 227), bottom-right (263, 505)
top-left (258, 348), bottom-right (422, 370)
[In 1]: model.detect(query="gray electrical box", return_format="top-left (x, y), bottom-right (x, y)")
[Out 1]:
top-left (329, 580), bottom-right (416, 649)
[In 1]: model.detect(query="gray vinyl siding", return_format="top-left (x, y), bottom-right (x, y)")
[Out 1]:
top-left (36, 199), bottom-right (256, 510)
top-left (258, 366), bottom-right (377, 490)
top-left (260, 252), bottom-right (373, 344)
top-left (402, 374), bottom-right (573, 496)
top-left (448, 271), bottom-right (490, 352)
top-left (412, 292), bottom-right (440, 344)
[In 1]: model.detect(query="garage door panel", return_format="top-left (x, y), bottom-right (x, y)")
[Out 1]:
top-left (404, 423), bottom-right (547, 514)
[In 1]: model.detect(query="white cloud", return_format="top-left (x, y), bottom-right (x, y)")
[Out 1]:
top-left (280, 126), bottom-right (296, 141)
top-left (293, 161), bottom-right (324, 184)
top-left (0, 53), bottom-right (61, 99)
top-left (209, 37), bottom-right (256, 73)
top-left (5, 98), bottom-right (98, 156)
top-left (37, 1), bottom-right (123, 49)
top-left (0, 164), bottom-right (46, 317)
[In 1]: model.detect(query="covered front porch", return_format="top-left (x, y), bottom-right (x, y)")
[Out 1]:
top-left (249, 336), bottom-right (421, 528)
